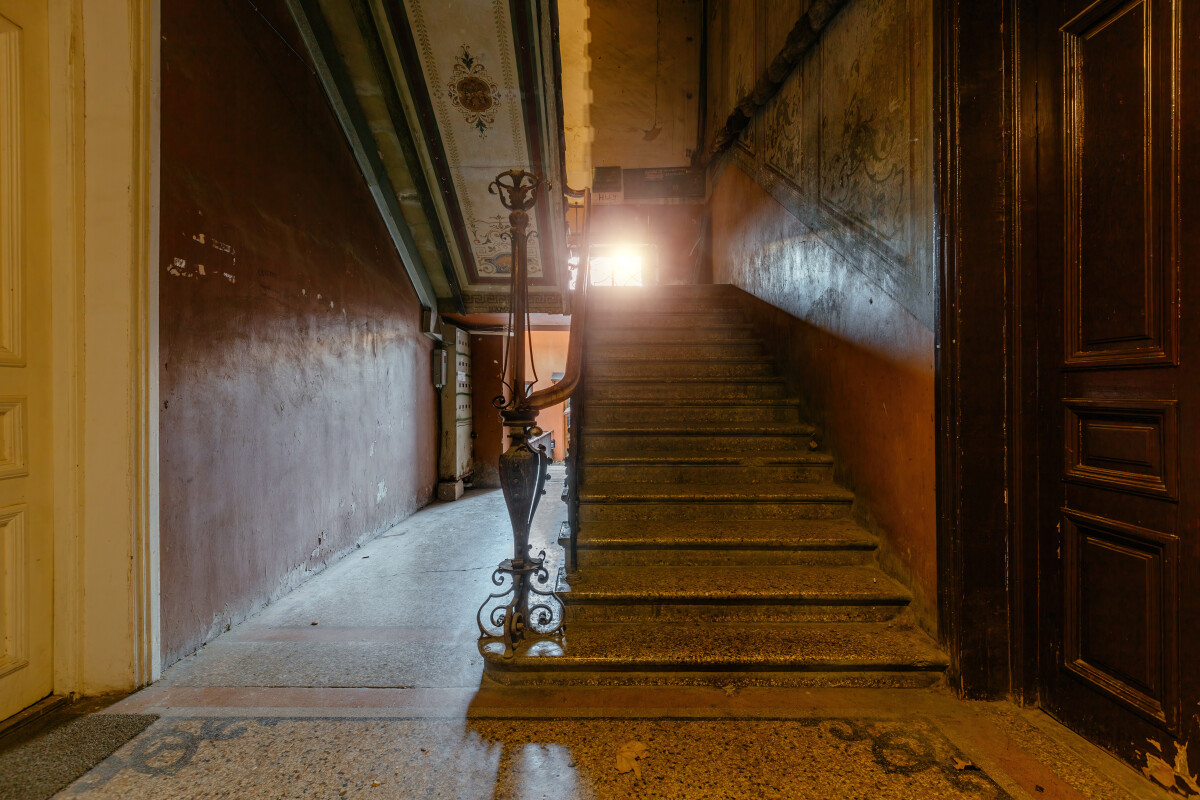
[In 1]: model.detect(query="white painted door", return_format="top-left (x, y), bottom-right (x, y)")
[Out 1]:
top-left (0, 0), bottom-right (54, 721)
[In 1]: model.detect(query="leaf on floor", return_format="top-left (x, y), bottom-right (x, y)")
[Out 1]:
top-left (616, 741), bottom-right (649, 779)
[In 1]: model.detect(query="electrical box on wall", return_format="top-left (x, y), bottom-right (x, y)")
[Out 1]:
top-left (432, 347), bottom-right (448, 388)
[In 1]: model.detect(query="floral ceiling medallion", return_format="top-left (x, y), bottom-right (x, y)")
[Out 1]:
top-left (447, 45), bottom-right (501, 136)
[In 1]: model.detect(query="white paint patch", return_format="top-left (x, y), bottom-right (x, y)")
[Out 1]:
top-left (197, 264), bottom-right (206, 276)
top-left (330, 301), bottom-right (334, 309)
top-left (193, 233), bottom-right (206, 244)
top-left (369, 442), bottom-right (375, 457)
top-left (223, 273), bottom-right (236, 284)
top-left (302, 289), bottom-right (306, 296)
top-left (376, 481), bottom-right (388, 503)
top-left (168, 257), bottom-right (199, 279)
top-left (211, 239), bottom-right (235, 254)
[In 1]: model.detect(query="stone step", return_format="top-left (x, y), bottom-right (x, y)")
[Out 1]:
top-left (575, 519), bottom-right (876, 567)
top-left (591, 310), bottom-right (746, 329)
top-left (588, 357), bottom-right (776, 379)
top-left (584, 377), bottom-right (790, 401)
top-left (590, 325), bottom-right (757, 344)
top-left (579, 480), bottom-right (850, 502)
top-left (584, 419), bottom-right (813, 436)
top-left (578, 484), bottom-right (854, 522)
top-left (586, 400), bottom-right (802, 426)
top-left (592, 284), bottom-right (737, 297)
top-left (583, 454), bottom-right (833, 485)
top-left (583, 428), bottom-right (816, 456)
top-left (590, 288), bottom-right (743, 314)
top-left (590, 340), bottom-right (765, 361)
top-left (563, 564), bottom-right (909, 623)
top-left (481, 621), bottom-right (949, 688)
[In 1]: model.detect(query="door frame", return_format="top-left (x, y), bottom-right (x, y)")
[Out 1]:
top-left (933, 0), bottom-right (1041, 702)
top-left (45, 0), bottom-right (161, 698)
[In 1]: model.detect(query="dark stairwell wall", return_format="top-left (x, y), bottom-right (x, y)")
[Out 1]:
top-left (705, 0), bottom-right (937, 629)
top-left (159, 0), bottom-right (437, 666)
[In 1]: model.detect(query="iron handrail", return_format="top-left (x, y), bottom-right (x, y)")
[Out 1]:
top-left (525, 187), bottom-right (591, 411)
top-left (476, 175), bottom-right (591, 656)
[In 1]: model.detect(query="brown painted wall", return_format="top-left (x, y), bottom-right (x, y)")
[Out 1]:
top-left (469, 331), bottom-right (569, 488)
top-left (159, 0), bottom-right (437, 666)
top-left (527, 332), bottom-right (571, 464)
top-left (470, 334), bottom-right (506, 487)
top-left (706, 0), bottom-right (937, 627)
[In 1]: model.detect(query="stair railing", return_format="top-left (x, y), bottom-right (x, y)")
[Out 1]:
top-left (476, 172), bottom-right (592, 657)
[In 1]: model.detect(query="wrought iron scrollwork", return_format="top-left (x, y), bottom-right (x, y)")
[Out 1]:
top-left (477, 170), bottom-right (565, 657)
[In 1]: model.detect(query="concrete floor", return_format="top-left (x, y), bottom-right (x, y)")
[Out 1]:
top-left (55, 467), bottom-right (1171, 799)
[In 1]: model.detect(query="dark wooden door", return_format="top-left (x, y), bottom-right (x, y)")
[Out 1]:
top-left (1036, 0), bottom-right (1199, 781)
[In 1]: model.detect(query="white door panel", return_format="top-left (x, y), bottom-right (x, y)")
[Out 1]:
top-left (0, 0), bottom-right (54, 721)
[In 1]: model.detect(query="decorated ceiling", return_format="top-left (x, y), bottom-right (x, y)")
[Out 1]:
top-left (286, 0), bottom-right (569, 315)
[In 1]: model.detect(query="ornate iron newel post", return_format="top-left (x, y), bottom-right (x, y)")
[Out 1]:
top-left (476, 170), bottom-right (565, 657)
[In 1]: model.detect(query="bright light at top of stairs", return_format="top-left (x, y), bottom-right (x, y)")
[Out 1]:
top-left (591, 249), bottom-right (644, 286)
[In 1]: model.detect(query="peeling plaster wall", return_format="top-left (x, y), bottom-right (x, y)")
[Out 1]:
top-left (159, 0), bottom-right (437, 666)
top-left (707, 0), bottom-right (937, 627)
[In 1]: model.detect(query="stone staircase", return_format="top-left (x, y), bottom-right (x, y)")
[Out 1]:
top-left (483, 284), bottom-right (947, 687)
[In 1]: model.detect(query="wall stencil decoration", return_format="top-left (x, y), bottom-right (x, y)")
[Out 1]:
top-left (729, 0), bottom-right (757, 154)
top-left (763, 67), bottom-right (804, 186)
top-left (711, 0), bottom-right (935, 328)
top-left (471, 213), bottom-right (512, 247)
top-left (822, 78), bottom-right (906, 241)
top-left (478, 253), bottom-right (512, 276)
top-left (447, 45), bottom-right (501, 135)
top-left (818, 0), bottom-right (910, 252)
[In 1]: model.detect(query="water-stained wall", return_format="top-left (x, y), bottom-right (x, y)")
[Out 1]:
top-left (707, 0), bottom-right (937, 626)
top-left (159, 0), bottom-right (437, 666)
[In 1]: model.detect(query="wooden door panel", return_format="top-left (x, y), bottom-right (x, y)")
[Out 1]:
top-left (1063, 398), bottom-right (1177, 498)
top-left (1062, 509), bottom-right (1179, 729)
top-left (1037, 0), bottom-right (1194, 773)
top-left (0, 0), bottom-right (53, 722)
top-left (1063, 0), bottom-right (1177, 368)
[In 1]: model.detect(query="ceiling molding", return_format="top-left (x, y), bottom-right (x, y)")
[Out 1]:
top-left (288, 0), bottom-right (571, 314)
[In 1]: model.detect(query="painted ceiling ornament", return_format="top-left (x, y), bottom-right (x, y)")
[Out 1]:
top-left (447, 45), bottom-right (501, 136)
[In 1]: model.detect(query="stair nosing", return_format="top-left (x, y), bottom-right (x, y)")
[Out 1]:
top-left (595, 340), bottom-right (763, 347)
top-left (575, 540), bottom-right (877, 551)
top-left (585, 399), bottom-right (801, 407)
top-left (583, 425), bottom-right (813, 433)
top-left (584, 376), bottom-right (786, 383)
top-left (589, 356), bottom-right (774, 364)
top-left (584, 453), bottom-right (832, 464)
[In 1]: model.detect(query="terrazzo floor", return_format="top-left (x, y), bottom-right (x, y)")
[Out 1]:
top-left (48, 467), bottom-right (1171, 799)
